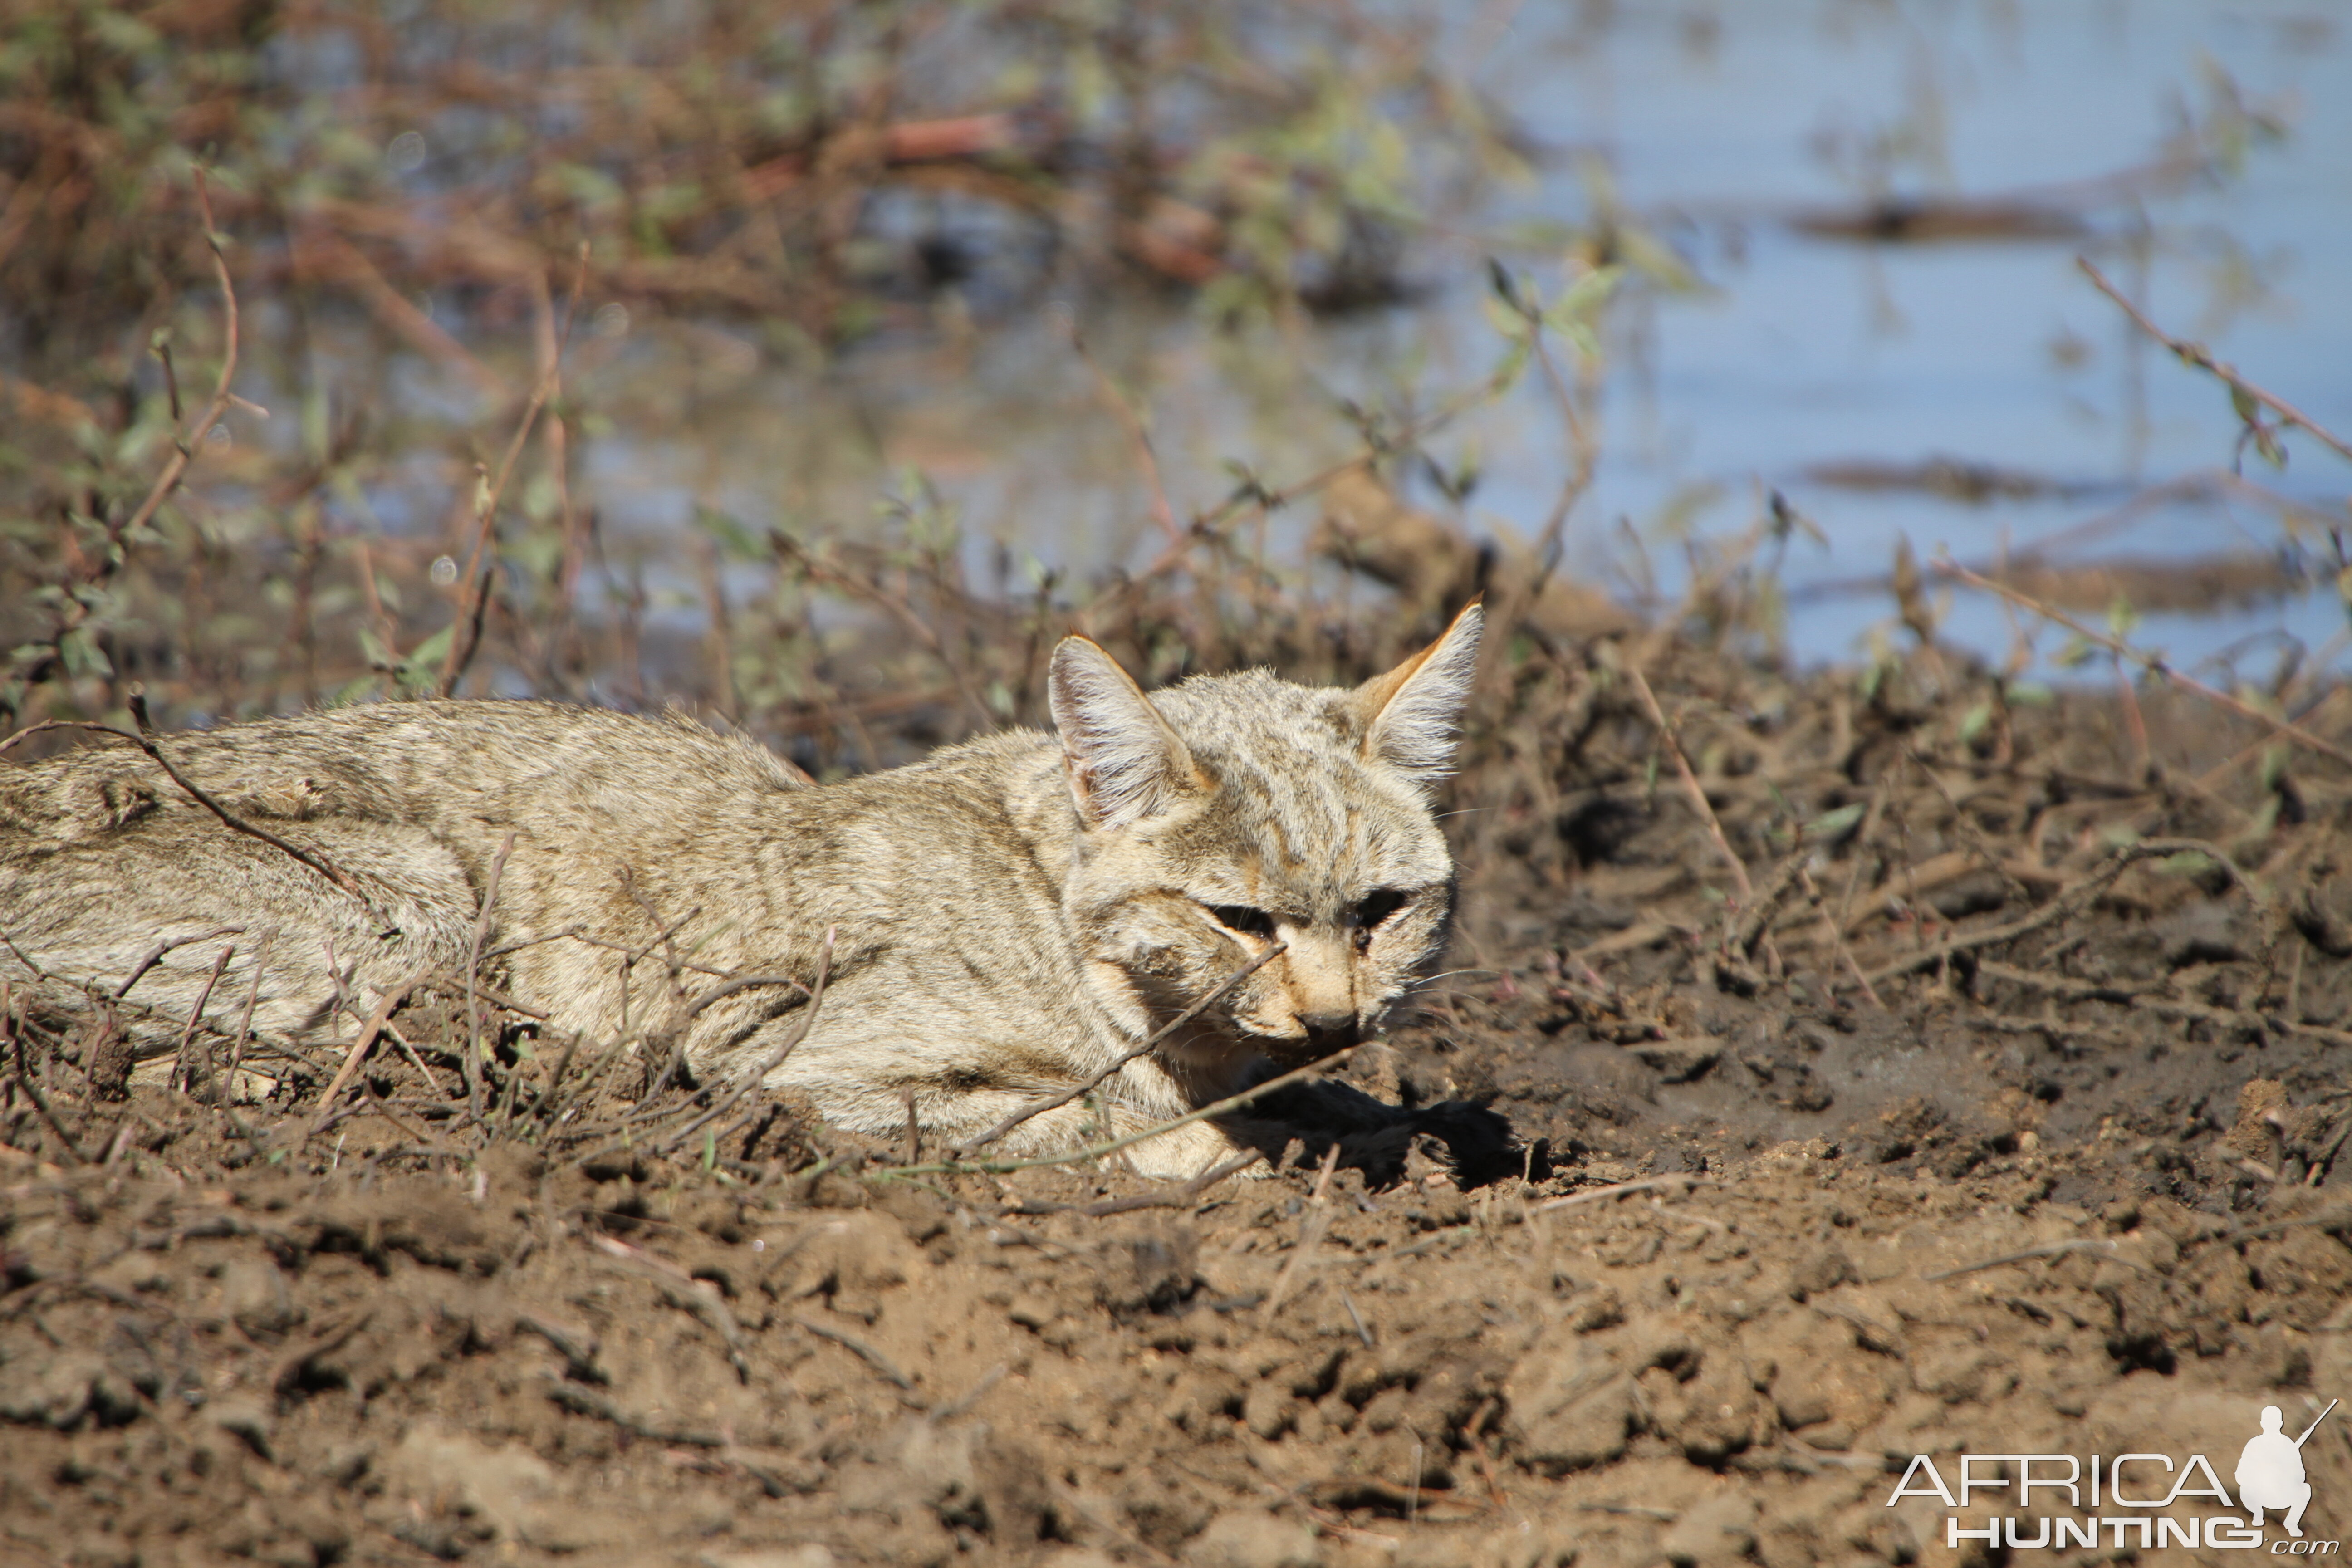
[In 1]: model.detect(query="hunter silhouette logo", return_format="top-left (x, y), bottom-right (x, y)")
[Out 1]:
top-left (2241, 1401), bottom-right (2336, 1539)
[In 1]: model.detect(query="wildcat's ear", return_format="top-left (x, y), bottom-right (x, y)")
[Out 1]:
top-left (1049, 637), bottom-right (1198, 829)
top-left (1351, 599), bottom-right (1482, 792)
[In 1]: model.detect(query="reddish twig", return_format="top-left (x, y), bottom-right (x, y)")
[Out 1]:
top-left (16, 720), bottom-right (391, 927)
top-left (950, 941), bottom-right (1288, 1158)
top-left (306, 973), bottom-right (430, 1140)
top-left (2077, 257), bottom-right (2352, 467)
top-left (465, 832), bottom-right (517, 1120)
top-left (651, 928), bottom-right (835, 1158)
top-left (437, 244), bottom-right (591, 696)
top-left (1625, 666), bottom-right (1753, 900)
top-left (124, 169), bottom-right (240, 539)
top-left (1936, 557), bottom-right (2352, 774)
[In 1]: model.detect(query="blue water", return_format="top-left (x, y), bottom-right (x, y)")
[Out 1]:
top-left (543, 0), bottom-right (2352, 677)
top-left (1456, 0), bottom-right (2352, 672)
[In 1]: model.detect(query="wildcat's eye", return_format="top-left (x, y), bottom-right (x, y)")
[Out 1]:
top-left (1351, 890), bottom-right (1409, 930)
top-left (1203, 903), bottom-right (1277, 940)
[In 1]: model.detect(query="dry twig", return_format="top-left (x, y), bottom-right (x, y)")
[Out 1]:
top-left (2077, 257), bottom-right (2352, 466)
top-left (124, 170), bottom-right (241, 538)
top-left (1626, 666), bottom-right (1753, 901)
top-left (951, 941), bottom-right (1287, 1157)
top-left (1935, 558), bottom-right (2352, 773)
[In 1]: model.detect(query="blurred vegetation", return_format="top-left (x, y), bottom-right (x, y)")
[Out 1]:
top-left (2, 0), bottom-right (1523, 352)
top-left (5, 0), bottom-right (2335, 797)
top-left (0, 0), bottom-right (1544, 745)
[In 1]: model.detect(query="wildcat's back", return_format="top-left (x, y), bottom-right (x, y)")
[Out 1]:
top-left (0, 701), bottom-right (817, 1049)
top-left (0, 605), bottom-right (1482, 1175)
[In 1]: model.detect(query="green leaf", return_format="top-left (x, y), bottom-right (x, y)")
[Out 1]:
top-left (1545, 264), bottom-right (1623, 335)
top-left (2238, 793), bottom-right (2281, 843)
top-left (1479, 292), bottom-right (1531, 343)
top-left (402, 625), bottom-right (455, 680)
top-left (59, 626), bottom-right (114, 679)
top-left (2259, 743), bottom-right (2289, 791)
top-left (696, 505), bottom-right (760, 559)
top-left (1806, 803), bottom-right (1867, 843)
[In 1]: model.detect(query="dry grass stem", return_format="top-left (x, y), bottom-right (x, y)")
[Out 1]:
top-left (1936, 557), bottom-right (2352, 773)
top-left (2077, 256), bottom-right (2352, 466)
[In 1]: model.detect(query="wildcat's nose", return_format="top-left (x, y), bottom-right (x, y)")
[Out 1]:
top-left (1300, 1012), bottom-right (1360, 1054)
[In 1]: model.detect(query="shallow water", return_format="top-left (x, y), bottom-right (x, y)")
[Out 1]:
top-left (422, 0), bottom-right (2352, 680)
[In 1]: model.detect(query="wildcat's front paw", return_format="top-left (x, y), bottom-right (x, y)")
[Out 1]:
top-left (1121, 1121), bottom-right (1263, 1181)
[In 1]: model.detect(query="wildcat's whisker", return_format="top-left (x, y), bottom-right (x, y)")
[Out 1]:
top-left (1413, 968), bottom-right (1498, 985)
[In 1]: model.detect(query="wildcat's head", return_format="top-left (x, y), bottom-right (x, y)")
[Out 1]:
top-left (1050, 602), bottom-right (1480, 1070)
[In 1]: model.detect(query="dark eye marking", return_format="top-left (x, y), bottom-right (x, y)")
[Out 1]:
top-left (1202, 903), bottom-right (1277, 940)
top-left (1351, 889), bottom-right (1410, 930)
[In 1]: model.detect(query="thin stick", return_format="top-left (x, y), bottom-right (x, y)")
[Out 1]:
top-left (123, 169), bottom-right (240, 539)
top-left (950, 942), bottom-right (1288, 1157)
top-left (1018, 1148), bottom-right (1269, 1216)
top-left (169, 943), bottom-right (235, 1095)
top-left (1626, 666), bottom-right (1753, 899)
top-left (32, 722), bottom-right (391, 927)
top-left (897, 1040), bottom-right (1360, 1180)
top-left (222, 928), bottom-right (271, 1099)
top-left (1068, 314), bottom-right (1182, 546)
top-left (650, 929), bottom-right (834, 1157)
top-left (1861, 837), bottom-right (2251, 986)
top-left (659, 970), bottom-right (817, 1036)
top-left (1921, 1238), bottom-right (2133, 1282)
top-left (2077, 258), bottom-right (2352, 466)
top-left (6, 996), bottom-right (91, 1164)
top-left (791, 1313), bottom-right (915, 1391)
top-left (1114, 368), bottom-right (1513, 598)
top-left (1936, 558), bottom-right (2352, 773)
top-left (1799, 866), bottom-right (1883, 1009)
top-left (306, 974), bottom-right (427, 1140)
top-left (112, 925), bottom-right (243, 1000)
top-left (1259, 1144), bottom-right (1341, 1320)
top-left (437, 243), bottom-right (591, 696)
top-left (1534, 1174), bottom-right (1710, 1213)
top-left (465, 832), bottom-right (516, 1120)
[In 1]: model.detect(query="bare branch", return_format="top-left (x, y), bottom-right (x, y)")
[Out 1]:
top-left (950, 941), bottom-right (1288, 1158)
top-left (2078, 256), bottom-right (2352, 467)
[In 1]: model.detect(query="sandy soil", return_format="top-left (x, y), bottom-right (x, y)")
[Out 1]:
top-left (5, 642), bottom-right (2351, 1568)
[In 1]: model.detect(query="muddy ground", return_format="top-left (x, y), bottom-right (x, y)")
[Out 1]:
top-left (5, 637), bottom-right (2352, 1568)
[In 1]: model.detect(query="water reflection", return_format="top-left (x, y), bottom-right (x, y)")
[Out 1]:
top-left (358, 2), bottom-right (2351, 680)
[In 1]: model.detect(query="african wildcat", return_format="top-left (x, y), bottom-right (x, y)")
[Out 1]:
top-left (0, 604), bottom-right (1481, 1176)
